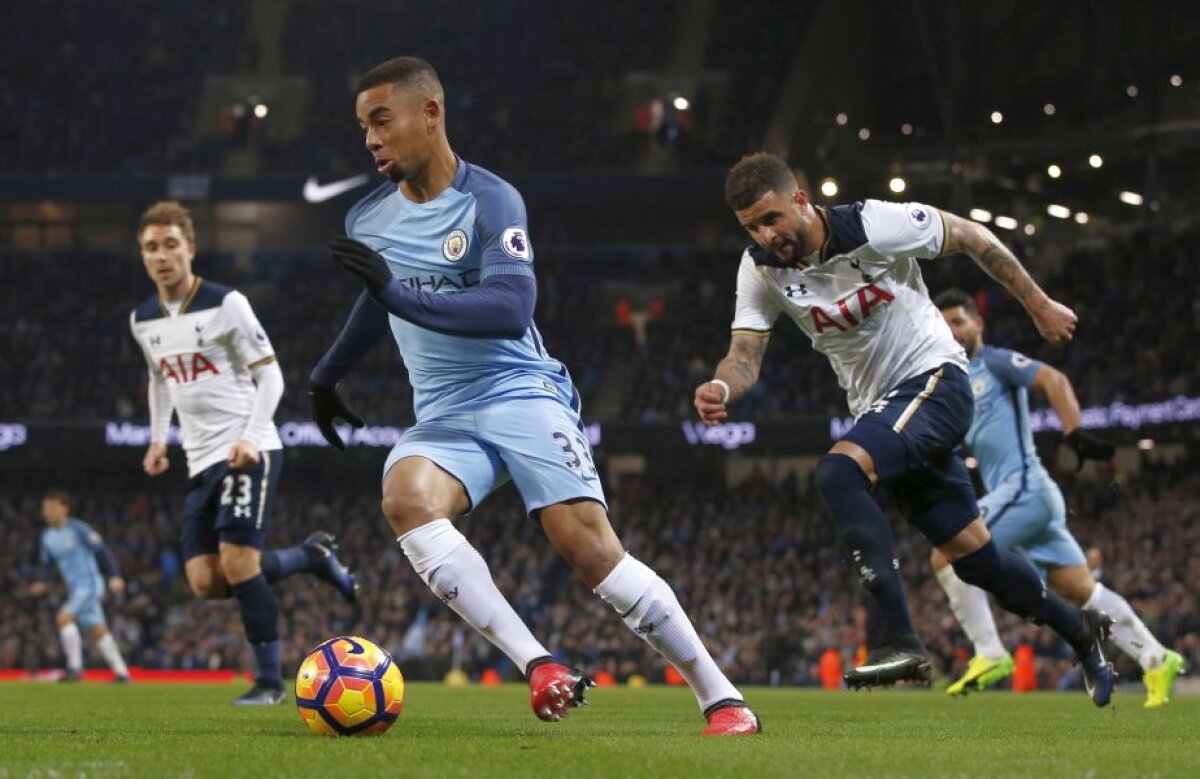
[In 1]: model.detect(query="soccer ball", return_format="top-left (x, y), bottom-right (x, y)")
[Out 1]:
top-left (295, 636), bottom-right (405, 736)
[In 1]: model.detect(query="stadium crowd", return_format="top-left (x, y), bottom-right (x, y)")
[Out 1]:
top-left (0, 1), bottom-right (805, 178)
top-left (3, 224), bottom-right (1197, 425)
top-left (2, 455), bottom-right (1196, 692)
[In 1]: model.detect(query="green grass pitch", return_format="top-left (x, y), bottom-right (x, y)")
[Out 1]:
top-left (0, 682), bottom-right (1196, 778)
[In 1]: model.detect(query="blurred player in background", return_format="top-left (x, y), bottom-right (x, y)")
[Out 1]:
top-left (129, 201), bottom-right (359, 705)
top-left (309, 57), bottom-right (759, 734)
top-left (29, 489), bottom-right (130, 682)
top-left (694, 152), bottom-right (1114, 705)
top-left (933, 289), bottom-right (1185, 707)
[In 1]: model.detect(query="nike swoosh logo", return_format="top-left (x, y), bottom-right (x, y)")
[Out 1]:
top-left (302, 174), bottom-right (372, 203)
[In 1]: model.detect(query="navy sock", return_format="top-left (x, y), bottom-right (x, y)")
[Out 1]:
top-left (952, 540), bottom-right (1087, 650)
top-left (816, 454), bottom-right (921, 651)
top-left (231, 574), bottom-right (283, 688)
top-left (261, 547), bottom-right (313, 584)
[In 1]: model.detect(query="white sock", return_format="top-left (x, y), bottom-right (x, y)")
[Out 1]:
top-left (96, 632), bottom-right (129, 678)
top-left (59, 622), bottom-right (83, 672)
top-left (595, 553), bottom-right (741, 711)
top-left (935, 566), bottom-right (1008, 661)
top-left (399, 519), bottom-right (550, 674)
top-left (1085, 583), bottom-right (1167, 671)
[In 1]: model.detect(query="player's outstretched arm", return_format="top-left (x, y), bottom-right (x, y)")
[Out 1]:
top-left (330, 237), bottom-right (535, 338)
top-left (1032, 365), bottom-right (1114, 466)
top-left (310, 290), bottom-right (389, 449)
top-left (694, 332), bottom-right (769, 425)
top-left (941, 211), bottom-right (1077, 344)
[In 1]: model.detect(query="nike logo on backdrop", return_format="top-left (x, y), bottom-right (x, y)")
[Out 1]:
top-left (302, 174), bottom-right (371, 203)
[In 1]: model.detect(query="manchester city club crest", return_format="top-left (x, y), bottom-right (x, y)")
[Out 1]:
top-left (442, 229), bottom-right (468, 261)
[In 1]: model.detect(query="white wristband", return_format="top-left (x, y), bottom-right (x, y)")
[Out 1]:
top-left (710, 379), bottom-right (731, 405)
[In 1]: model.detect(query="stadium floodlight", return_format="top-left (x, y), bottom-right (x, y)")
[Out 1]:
top-left (672, 96), bottom-right (689, 111)
top-left (965, 456), bottom-right (978, 469)
top-left (1075, 211), bottom-right (1090, 224)
top-left (1126, 85), bottom-right (1139, 97)
top-left (857, 128), bottom-right (871, 140)
top-left (1119, 191), bottom-right (1144, 206)
top-left (1043, 103), bottom-right (1056, 115)
top-left (1047, 204), bottom-right (1071, 219)
top-left (968, 208), bottom-right (992, 223)
top-left (1047, 164), bottom-right (1062, 179)
top-left (1170, 74), bottom-right (1183, 87)
top-left (1137, 438), bottom-right (1155, 450)
top-left (254, 104), bottom-right (269, 118)
top-left (993, 215), bottom-right (1019, 230)
top-left (835, 112), bottom-right (849, 125)
top-left (990, 111), bottom-right (1003, 124)
top-left (900, 123), bottom-right (913, 135)
top-left (1089, 154), bottom-right (1104, 168)
top-left (887, 176), bottom-right (906, 194)
top-left (1024, 223), bottom-right (1036, 235)
top-left (820, 178), bottom-right (839, 197)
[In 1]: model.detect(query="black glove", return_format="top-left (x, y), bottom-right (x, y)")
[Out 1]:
top-left (331, 237), bottom-right (391, 292)
top-left (1064, 429), bottom-right (1115, 470)
top-left (309, 382), bottom-right (365, 451)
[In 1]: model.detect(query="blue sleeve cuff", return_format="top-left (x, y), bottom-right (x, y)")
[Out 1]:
top-left (481, 262), bottom-right (535, 281)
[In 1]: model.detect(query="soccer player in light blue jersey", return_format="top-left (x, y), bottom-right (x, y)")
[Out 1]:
top-left (309, 57), bottom-right (758, 735)
top-left (932, 289), bottom-right (1184, 707)
top-left (28, 490), bottom-right (130, 682)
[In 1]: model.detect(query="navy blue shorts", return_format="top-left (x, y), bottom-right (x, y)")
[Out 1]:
top-left (841, 364), bottom-right (979, 546)
top-left (180, 449), bottom-right (283, 561)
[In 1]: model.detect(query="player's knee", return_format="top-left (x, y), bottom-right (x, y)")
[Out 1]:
top-left (815, 453), bottom-right (869, 502)
top-left (91, 624), bottom-right (108, 640)
top-left (540, 502), bottom-right (624, 587)
top-left (1054, 578), bottom-right (1094, 607)
top-left (381, 489), bottom-right (448, 535)
top-left (218, 549), bottom-right (260, 585)
top-left (187, 567), bottom-right (229, 599)
top-left (56, 612), bottom-right (75, 628)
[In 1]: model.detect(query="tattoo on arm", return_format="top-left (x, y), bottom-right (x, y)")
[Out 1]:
top-left (944, 213), bottom-right (1038, 305)
top-left (714, 333), bottom-right (769, 404)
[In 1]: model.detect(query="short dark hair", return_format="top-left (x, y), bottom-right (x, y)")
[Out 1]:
top-left (356, 56), bottom-right (443, 100)
top-left (934, 288), bottom-right (979, 315)
top-left (724, 152), bottom-right (798, 210)
top-left (43, 489), bottom-right (72, 510)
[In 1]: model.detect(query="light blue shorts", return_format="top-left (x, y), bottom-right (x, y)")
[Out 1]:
top-left (980, 473), bottom-right (1086, 576)
top-left (62, 581), bottom-right (106, 630)
top-left (384, 394), bottom-right (606, 518)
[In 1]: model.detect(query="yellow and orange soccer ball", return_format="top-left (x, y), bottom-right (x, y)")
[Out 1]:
top-left (295, 636), bottom-right (405, 736)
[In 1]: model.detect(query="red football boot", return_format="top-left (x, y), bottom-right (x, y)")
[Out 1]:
top-left (702, 699), bottom-right (762, 736)
top-left (527, 658), bottom-right (595, 722)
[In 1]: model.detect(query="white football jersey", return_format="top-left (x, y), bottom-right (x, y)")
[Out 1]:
top-left (730, 199), bottom-right (967, 418)
top-left (130, 278), bottom-right (282, 476)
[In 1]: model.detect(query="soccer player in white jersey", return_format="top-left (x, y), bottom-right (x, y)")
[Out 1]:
top-left (693, 153), bottom-right (1114, 705)
top-left (933, 289), bottom-right (1185, 707)
top-left (309, 57), bottom-right (759, 734)
top-left (29, 489), bottom-right (130, 682)
top-left (129, 201), bottom-right (359, 705)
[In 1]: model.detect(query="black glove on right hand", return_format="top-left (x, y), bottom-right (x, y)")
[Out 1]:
top-left (331, 237), bottom-right (392, 293)
top-left (309, 382), bottom-right (365, 451)
top-left (1064, 429), bottom-right (1115, 470)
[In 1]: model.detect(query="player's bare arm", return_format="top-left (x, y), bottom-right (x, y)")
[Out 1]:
top-left (1032, 365), bottom-right (1083, 433)
top-left (941, 211), bottom-right (1077, 344)
top-left (1033, 364), bottom-right (1115, 465)
top-left (694, 331), bottom-right (769, 425)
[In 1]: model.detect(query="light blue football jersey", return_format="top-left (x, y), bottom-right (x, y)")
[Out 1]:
top-left (346, 159), bottom-right (570, 420)
top-left (40, 519), bottom-right (105, 594)
top-left (965, 345), bottom-right (1049, 493)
